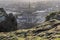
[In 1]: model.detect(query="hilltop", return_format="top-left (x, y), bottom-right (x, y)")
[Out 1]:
top-left (0, 11), bottom-right (60, 40)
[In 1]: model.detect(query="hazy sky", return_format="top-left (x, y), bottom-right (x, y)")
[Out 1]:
top-left (0, 0), bottom-right (59, 4)
top-left (0, 0), bottom-right (59, 2)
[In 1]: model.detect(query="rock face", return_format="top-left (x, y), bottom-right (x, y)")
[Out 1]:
top-left (0, 8), bottom-right (17, 32)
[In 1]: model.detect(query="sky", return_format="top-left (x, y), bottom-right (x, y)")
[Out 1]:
top-left (0, 0), bottom-right (59, 5)
top-left (0, 0), bottom-right (59, 2)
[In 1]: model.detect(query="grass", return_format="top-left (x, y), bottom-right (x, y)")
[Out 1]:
top-left (0, 31), bottom-right (48, 40)
top-left (18, 37), bottom-right (25, 40)
top-left (0, 29), bottom-right (59, 40)
top-left (54, 38), bottom-right (60, 40)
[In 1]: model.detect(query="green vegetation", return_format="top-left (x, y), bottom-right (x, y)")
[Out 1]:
top-left (54, 38), bottom-right (60, 40)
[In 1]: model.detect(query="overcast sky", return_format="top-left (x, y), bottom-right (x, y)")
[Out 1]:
top-left (0, 0), bottom-right (59, 5)
top-left (0, 0), bottom-right (59, 2)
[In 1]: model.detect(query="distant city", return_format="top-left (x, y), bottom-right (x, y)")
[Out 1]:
top-left (0, 1), bottom-right (60, 28)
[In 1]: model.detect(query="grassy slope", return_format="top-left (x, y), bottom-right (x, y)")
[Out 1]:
top-left (0, 12), bottom-right (60, 40)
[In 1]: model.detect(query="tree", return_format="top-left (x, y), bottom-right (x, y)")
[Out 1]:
top-left (8, 13), bottom-right (17, 31)
top-left (0, 8), bottom-right (17, 32)
top-left (46, 12), bottom-right (57, 21)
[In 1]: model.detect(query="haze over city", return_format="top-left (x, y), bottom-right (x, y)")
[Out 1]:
top-left (0, 0), bottom-right (60, 26)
